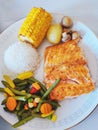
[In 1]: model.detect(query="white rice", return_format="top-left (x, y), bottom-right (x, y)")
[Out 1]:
top-left (4, 42), bottom-right (40, 73)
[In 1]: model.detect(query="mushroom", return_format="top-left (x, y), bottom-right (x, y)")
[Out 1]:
top-left (61, 16), bottom-right (73, 28)
top-left (61, 32), bottom-right (71, 42)
top-left (72, 31), bottom-right (80, 40)
top-left (63, 28), bottom-right (72, 34)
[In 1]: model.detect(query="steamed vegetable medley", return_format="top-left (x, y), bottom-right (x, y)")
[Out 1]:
top-left (0, 71), bottom-right (60, 128)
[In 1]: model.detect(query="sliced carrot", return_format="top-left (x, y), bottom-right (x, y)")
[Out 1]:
top-left (6, 97), bottom-right (17, 111)
top-left (40, 103), bottom-right (52, 114)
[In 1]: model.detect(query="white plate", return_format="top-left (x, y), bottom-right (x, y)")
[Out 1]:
top-left (0, 14), bottom-right (98, 130)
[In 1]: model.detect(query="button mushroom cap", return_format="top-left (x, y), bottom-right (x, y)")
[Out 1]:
top-left (61, 32), bottom-right (71, 42)
top-left (61, 16), bottom-right (73, 28)
top-left (63, 28), bottom-right (72, 34)
top-left (72, 31), bottom-right (80, 40)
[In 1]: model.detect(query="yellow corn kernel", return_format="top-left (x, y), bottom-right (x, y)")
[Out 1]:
top-left (3, 75), bottom-right (15, 88)
top-left (51, 114), bottom-right (57, 122)
top-left (28, 102), bottom-right (34, 108)
top-left (34, 97), bottom-right (40, 103)
top-left (32, 82), bottom-right (41, 90)
top-left (18, 7), bottom-right (52, 48)
top-left (17, 71), bottom-right (33, 80)
top-left (4, 87), bottom-right (15, 96)
top-left (41, 110), bottom-right (54, 117)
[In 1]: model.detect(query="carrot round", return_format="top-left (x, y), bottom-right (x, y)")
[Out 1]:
top-left (6, 97), bottom-right (17, 111)
top-left (40, 103), bottom-right (52, 114)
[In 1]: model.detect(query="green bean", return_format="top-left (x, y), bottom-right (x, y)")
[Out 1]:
top-left (36, 102), bottom-right (42, 112)
top-left (47, 115), bottom-right (52, 120)
top-left (30, 94), bottom-right (40, 98)
top-left (10, 88), bottom-right (26, 95)
top-left (29, 77), bottom-right (47, 92)
top-left (13, 78), bottom-right (33, 85)
top-left (14, 79), bottom-right (31, 92)
top-left (17, 109), bottom-right (25, 116)
top-left (17, 115), bottom-right (22, 121)
top-left (12, 115), bottom-right (34, 128)
top-left (13, 78), bottom-right (28, 84)
top-left (16, 81), bottom-right (28, 87)
top-left (42, 79), bottom-right (60, 99)
top-left (36, 79), bottom-right (60, 112)
top-left (1, 80), bottom-right (10, 88)
top-left (16, 101), bottom-right (21, 111)
top-left (14, 111), bottom-right (18, 115)
top-left (3, 107), bottom-right (14, 113)
top-left (0, 87), bottom-right (5, 92)
top-left (1, 98), bottom-right (7, 105)
top-left (31, 108), bottom-right (38, 113)
top-left (13, 78), bottom-right (23, 84)
top-left (48, 101), bottom-right (60, 108)
top-left (16, 85), bottom-right (27, 91)
top-left (40, 100), bottom-right (61, 107)
top-left (26, 79), bottom-right (33, 85)
top-left (20, 110), bottom-right (31, 119)
top-left (14, 96), bottom-right (26, 101)
top-left (11, 88), bottom-right (30, 96)
top-left (39, 89), bottom-right (45, 95)
top-left (12, 113), bottom-right (41, 128)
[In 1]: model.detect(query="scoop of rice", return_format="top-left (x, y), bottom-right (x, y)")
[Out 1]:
top-left (4, 42), bottom-right (40, 73)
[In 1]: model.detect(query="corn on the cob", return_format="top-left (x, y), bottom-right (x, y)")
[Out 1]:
top-left (18, 7), bottom-right (52, 48)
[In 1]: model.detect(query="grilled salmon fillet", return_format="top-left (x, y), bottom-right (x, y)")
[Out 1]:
top-left (44, 39), bottom-right (86, 68)
top-left (44, 39), bottom-right (95, 100)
